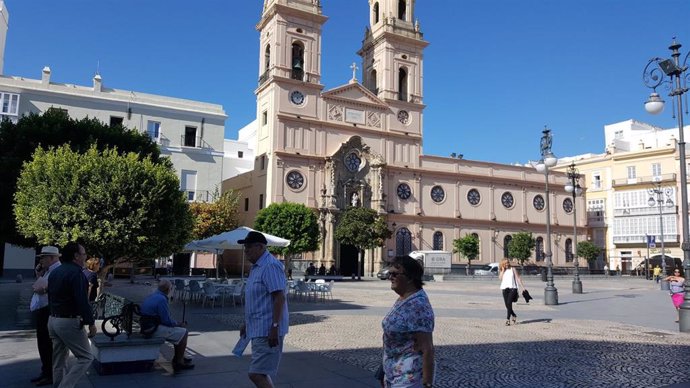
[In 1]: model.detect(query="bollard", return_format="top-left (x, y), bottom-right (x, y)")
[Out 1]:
top-left (15, 274), bottom-right (23, 283)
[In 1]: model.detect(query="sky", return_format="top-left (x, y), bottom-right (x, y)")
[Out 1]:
top-left (3, 0), bottom-right (690, 165)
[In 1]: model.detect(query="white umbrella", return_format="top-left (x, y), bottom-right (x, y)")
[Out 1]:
top-left (184, 226), bottom-right (290, 280)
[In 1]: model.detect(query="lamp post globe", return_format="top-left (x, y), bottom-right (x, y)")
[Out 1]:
top-left (536, 127), bottom-right (559, 305)
top-left (642, 38), bottom-right (690, 332)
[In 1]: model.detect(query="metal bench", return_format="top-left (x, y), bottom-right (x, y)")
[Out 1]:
top-left (89, 293), bottom-right (164, 375)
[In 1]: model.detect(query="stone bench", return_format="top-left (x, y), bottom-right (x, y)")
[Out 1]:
top-left (89, 293), bottom-right (165, 375)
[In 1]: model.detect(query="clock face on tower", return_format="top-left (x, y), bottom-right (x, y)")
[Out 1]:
top-left (290, 90), bottom-right (305, 105)
top-left (397, 110), bottom-right (409, 124)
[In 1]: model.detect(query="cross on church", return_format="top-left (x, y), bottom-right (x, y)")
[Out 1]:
top-left (350, 62), bottom-right (358, 81)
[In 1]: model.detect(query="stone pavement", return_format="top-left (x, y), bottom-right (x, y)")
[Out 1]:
top-left (1, 275), bottom-right (690, 388)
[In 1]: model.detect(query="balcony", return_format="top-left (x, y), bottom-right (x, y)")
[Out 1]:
top-left (612, 173), bottom-right (676, 188)
top-left (180, 136), bottom-right (211, 149)
top-left (258, 69), bottom-right (270, 86)
top-left (613, 205), bottom-right (677, 217)
top-left (613, 234), bottom-right (679, 244)
top-left (182, 190), bottom-right (213, 203)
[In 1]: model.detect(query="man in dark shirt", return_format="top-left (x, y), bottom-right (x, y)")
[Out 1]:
top-left (139, 279), bottom-right (194, 372)
top-left (47, 242), bottom-right (96, 388)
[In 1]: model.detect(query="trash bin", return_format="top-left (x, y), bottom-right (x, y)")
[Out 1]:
top-left (661, 280), bottom-right (670, 291)
top-left (541, 267), bottom-right (547, 282)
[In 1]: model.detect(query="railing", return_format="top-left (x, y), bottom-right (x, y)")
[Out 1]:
top-left (181, 190), bottom-right (214, 202)
top-left (612, 234), bottom-right (679, 244)
top-left (180, 136), bottom-right (211, 149)
top-left (258, 69), bottom-right (270, 86)
top-left (613, 205), bottom-right (677, 217)
top-left (612, 173), bottom-right (676, 187)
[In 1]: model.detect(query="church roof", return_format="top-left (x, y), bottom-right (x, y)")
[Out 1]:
top-left (321, 80), bottom-right (388, 110)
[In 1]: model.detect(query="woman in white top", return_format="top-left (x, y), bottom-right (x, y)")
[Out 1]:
top-left (499, 259), bottom-right (526, 326)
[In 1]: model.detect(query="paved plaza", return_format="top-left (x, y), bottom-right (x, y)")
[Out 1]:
top-left (1, 275), bottom-right (690, 388)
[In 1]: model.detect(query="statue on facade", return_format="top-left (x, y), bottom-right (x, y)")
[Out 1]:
top-left (351, 192), bottom-right (360, 207)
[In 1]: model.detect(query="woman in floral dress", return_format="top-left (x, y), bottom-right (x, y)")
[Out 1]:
top-left (380, 255), bottom-right (435, 388)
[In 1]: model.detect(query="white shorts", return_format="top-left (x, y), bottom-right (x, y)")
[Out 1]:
top-left (153, 325), bottom-right (186, 345)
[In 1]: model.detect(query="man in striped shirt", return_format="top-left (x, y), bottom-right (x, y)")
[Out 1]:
top-left (239, 231), bottom-right (289, 388)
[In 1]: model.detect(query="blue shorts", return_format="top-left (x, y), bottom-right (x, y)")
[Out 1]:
top-left (249, 336), bottom-right (284, 376)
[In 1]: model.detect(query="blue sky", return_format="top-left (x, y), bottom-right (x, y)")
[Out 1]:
top-left (3, 0), bottom-right (690, 164)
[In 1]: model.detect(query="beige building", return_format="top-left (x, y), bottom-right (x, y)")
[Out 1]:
top-left (556, 119), bottom-right (688, 274)
top-left (223, 0), bottom-right (586, 276)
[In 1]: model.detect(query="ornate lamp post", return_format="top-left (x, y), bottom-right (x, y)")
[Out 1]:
top-left (642, 38), bottom-right (690, 332)
top-left (564, 163), bottom-right (583, 293)
top-left (534, 127), bottom-right (559, 305)
top-left (648, 183), bottom-right (674, 278)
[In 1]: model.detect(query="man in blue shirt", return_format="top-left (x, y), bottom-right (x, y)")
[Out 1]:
top-left (239, 231), bottom-right (289, 388)
top-left (139, 279), bottom-right (194, 372)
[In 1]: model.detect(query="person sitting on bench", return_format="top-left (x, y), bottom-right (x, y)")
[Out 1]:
top-left (139, 280), bottom-right (194, 372)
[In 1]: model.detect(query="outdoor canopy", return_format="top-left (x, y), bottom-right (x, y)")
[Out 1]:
top-left (183, 226), bottom-right (291, 279)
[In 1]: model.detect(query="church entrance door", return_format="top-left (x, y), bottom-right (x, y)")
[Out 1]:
top-left (339, 244), bottom-right (359, 277)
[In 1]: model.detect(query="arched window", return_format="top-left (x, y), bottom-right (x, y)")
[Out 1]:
top-left (433, 231), bottom-right (443, 250)
top-left (398, 67), bottom-right (407, 101)
top-left (264, 45), bottom-right (271, 72)
top-left (503, 235), bottom-right (512, 259)
top-left (373, 2), bottom-right (380, 24)
top-left (565, 238), bottom-right (573, 262)
top-left (370, 69), bottom-right (378, 94)
top-left (536, 237), bottom-right (544, 262)
top-left (398, 0), bottom-right (407, 20)
top-left (396, 228), bottom-right (412, 256)
top-left (472, 232), bottom-right (480, 260)
top-left (291, 42), bottom-right (304, 81)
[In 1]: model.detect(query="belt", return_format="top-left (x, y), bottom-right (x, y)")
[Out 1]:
top-left (51, 314), bottom-right (79, 318)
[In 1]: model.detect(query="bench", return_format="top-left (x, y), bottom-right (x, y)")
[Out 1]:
top-left (89, 293), bottom-right (164, 375)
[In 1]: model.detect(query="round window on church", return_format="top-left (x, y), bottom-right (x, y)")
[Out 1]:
top-left (286, 170), bottom-right (305, 191)
top-left (431, 185), bottom-right (445, 203)
top-left (345, 152), bottom-right (361, 172)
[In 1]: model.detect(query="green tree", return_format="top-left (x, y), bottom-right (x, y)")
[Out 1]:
top-left (253, 202), bottom-right (320, 272)
top-left (507, 231), bottom-right (535, 273)
top-left (190, 190), bottom-right (241, 240)
top-left (576, 240), bottom-right (601, 265)
top-left (13, 145), bottom-right (192, 266)
top-left (0, 109), bottom-right (160, 272)
top-left (453, 234), bottom-right (479, 276)
top-left (334, 207), bottom-right (391, 279)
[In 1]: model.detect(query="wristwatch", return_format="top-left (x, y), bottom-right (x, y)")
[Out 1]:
top-left (271, 322), bottom-right (279, 328)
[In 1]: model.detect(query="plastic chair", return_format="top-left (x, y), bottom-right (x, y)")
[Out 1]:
top-left (173, 279), bottom-right (187, 301)
top-left (230, 283), bottom-right (245, 306)
top-left (318, 280), bottom-right (334, 301)
top-left (187, 280), bottom-right (204, 303)
top-left (202, 282), bottom-right (222, 308)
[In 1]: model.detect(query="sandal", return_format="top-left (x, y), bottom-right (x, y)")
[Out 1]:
top-left (505, 320), bottom-right (511, 326)
top-left (511, 316), bottom-right (517, 325)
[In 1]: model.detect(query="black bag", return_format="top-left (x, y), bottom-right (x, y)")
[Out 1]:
top-left (511, 288), bottom-right (519, 303)
top-left (139, 315), bottom-right (160, 338)
top-left (522, 289), bottom-right (533, 303)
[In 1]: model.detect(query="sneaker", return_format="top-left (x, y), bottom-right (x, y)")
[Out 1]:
top-left (34, 377), bottom-right (53, 387)
top-left (173, 362), bottom-right (195, 372)
top-left (183, 356), bottom-right (193, 364)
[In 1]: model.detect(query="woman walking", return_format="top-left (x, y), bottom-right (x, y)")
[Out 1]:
top-left (665, 268), bottom-right (685, 323)
top-left (499, 259), bottom-right (526, 326)
top-left (379, 255), bottom-right (435, 388)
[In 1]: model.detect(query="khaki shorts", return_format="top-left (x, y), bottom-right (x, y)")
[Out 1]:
top-left (153, 325), bottom-right (187, 345)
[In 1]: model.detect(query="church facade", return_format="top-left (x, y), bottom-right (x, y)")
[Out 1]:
top-left (223, 0), bottom-right (587, 276)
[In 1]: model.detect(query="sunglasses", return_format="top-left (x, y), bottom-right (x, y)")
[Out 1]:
top-left (388, 271), bottom-right (405, 279)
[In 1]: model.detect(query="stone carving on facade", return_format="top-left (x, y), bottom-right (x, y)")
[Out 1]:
top-left (367, 111), bottom-right (381, 128)
top-left (328, 104), bottom-right (343, 121)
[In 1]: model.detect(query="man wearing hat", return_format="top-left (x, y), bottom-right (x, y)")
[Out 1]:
top-left (29, 246), bottom-right (61, 386)
top-left (238, 231), bottom-right (289, 388)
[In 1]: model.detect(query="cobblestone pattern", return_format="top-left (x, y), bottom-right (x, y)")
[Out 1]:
top-left (213, 313), bottom-right (690, 388)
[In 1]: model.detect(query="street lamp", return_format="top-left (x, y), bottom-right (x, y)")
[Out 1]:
top-left (642, 37), bottom-right (690, 332)
top-left (534, 127), bottom-right (559, 305)
top-left (648, 183), bottom-right (674, 278)
top-left (564, 162), bottom-right (583, 294)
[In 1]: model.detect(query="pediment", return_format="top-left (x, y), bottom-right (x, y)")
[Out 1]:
top-left (322, 81), bottom-right (388, 109)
